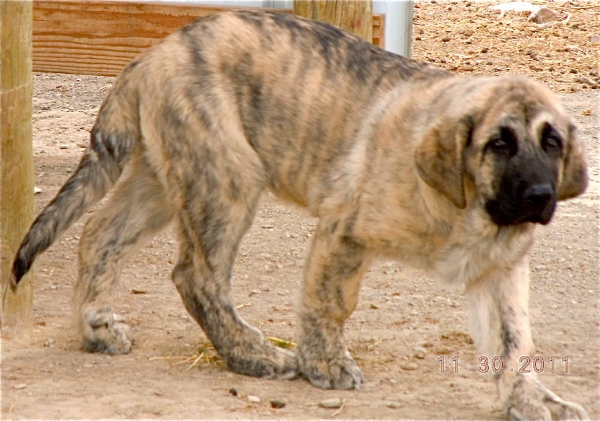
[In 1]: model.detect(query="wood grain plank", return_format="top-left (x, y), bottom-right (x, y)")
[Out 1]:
top-left (33, 0), bottom-right (385, 76)
top-left (294, 0), bottom-right (373, 43)
top-left (1, 0), bottom-right (35, 329)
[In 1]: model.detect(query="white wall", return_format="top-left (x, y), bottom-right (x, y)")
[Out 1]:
top-left (262, 0), bottom-right (292, 8)
top-left (373, 0), bottom-right (413, 58)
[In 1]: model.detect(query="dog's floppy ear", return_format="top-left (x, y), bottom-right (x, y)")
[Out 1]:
top-left (415, 116), bottom-right (473, 209)
top-left (558, 123), bottom-right (588, 200)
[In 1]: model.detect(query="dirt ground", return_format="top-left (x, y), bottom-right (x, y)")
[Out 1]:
top-left (2, 1), bottom-right (599, 420)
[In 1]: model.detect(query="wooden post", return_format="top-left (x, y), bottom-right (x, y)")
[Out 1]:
top-left (294, 0), bottom-right (372, 43)
top-left (1, 0), bottom-right (34, 331)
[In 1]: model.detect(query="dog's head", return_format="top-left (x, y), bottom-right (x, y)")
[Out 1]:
top-left (416, 76), bottom-right (588, 226)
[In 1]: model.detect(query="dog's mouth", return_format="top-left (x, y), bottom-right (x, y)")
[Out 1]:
top-left (486, 184), bottom-right (557, 226)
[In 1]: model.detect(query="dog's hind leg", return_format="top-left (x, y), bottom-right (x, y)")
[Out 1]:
top-left (296, 215), bottom-right (374, 390)
top-left (75, 156), bottom-right (174, 354)
top-left (170, 157), bottom-right (298, 380)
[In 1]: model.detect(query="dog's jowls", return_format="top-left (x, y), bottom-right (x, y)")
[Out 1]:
top-left (11, 11), bottom-right (588, 420)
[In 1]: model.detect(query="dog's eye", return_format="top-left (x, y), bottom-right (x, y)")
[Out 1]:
top-left (542, 134), bottom-right (563, 153)
top-left (487, 127), bottom-right (518, 156)
top-left (541, 124), bottom-right (563, 156)
top-left (489, 137), bottom-right (509, 150)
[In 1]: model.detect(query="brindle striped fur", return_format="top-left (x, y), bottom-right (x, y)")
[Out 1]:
top-left (12, 11), bottom-right (588, 420)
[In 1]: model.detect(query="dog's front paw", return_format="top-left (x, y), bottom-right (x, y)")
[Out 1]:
top-left (296, 312), bottom-right (363, 389)
top-left (80, 307), bottom-right (133, 354)
top-left (544, 400), bottom-right (590, 421)
top-left (509, 399), bottom-right (589, 421)
top-left (506, 377), bottom-right (589, 421)
top-left (298, 351), bottom-right (363, 390)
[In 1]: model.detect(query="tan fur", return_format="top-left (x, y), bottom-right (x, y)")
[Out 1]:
top-left (12, 11), bottom-right (588, 420)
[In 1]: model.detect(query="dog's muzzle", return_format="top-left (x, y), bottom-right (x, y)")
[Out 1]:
top-left (486, 182), bottom-right (557, 226)
top-left (521, 183), bottom-right (556, 224)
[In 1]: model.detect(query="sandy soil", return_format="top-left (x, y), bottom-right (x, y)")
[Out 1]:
top-left (2, 1), bottom-right (599, 419)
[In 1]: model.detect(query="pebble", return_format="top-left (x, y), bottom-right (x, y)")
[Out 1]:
top-left (247, 395), bottom-right (261, 403)
top-left (34, 186), bottom-right (42, 194)
top-left (413, 345), bottom-right (427, 352)
top-left (270, 399), bottom-right (286, 409)
top-left (228, 388), bottom-right (238, 397)
top-left (319, 398), bottom-right (343, 409)
top-left (413, 345), bottom-right (427, 359)
top-left (386, 402), bottom-right (402, 409)
top-left (574, 77), bottom-right (598, 88)
top-left (458, 28), bottom-right (474, 37)
top-left (532, 6), bottom-right (558, 24)
top-left (14, 383), bottom-right (27, 390)
top-left (400, 362), bottom-right (419, 371)
top-left (59, 144), bottom-right (69, 149)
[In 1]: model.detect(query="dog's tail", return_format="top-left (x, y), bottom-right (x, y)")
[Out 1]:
top-left (10, 62), bottom-right (142, 290)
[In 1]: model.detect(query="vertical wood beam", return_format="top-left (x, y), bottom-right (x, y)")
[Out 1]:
top-left (294, 0), bottom-right (373, 43)
top-left (1, 0), bottom-right (34, 331)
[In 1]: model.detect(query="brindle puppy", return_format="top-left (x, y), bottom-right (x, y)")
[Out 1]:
top-left (11, 11), bottom-right (588, 420)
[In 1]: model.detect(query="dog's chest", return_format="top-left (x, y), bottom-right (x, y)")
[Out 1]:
top-left (355, 203), bottom-right (535, 286)
top-left (434, 220), bottom-right (536, 286)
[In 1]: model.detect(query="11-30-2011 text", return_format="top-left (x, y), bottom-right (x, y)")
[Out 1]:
top-left (437, 355), bottom-right (571, 374)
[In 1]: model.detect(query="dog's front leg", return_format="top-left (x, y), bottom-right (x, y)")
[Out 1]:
top-left (296, 216), bottom-right (373, 390)
top-left (466, 258), bottom-right (589, 420)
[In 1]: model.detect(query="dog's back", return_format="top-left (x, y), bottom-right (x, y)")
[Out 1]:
top-left (134, 11), bottom-right (451, 208)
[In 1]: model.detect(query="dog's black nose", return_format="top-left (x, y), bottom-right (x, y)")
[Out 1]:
top-left (523, 184), bottom-right (554, 208)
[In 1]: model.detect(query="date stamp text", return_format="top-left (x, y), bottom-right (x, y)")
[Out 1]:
top-left (437, 355), bottom-right (571, 374)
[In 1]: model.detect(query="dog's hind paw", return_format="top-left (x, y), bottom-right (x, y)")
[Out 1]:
top-left (80, 308), bottom-right (133, 354)
top-left (298, 354), bottom-right (364, 390)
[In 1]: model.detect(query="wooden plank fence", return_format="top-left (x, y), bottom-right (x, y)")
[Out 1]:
top-left (33, 0), bottom-right (385, 77)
